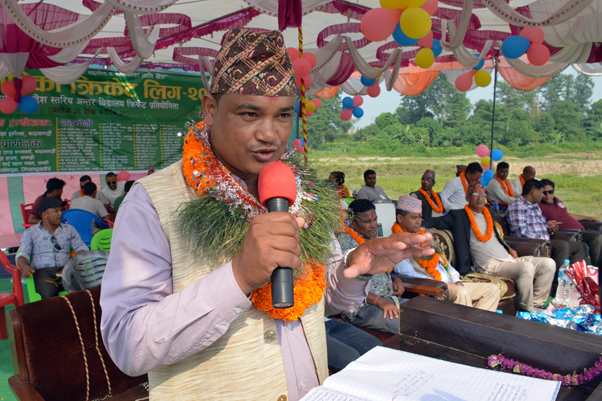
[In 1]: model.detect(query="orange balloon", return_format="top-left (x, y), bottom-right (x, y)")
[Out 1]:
top-left (315, 87), bottom-right (339, 98)
top-left (527, 43), bottom-right (550, 66)
top-left (520, 27), bottom-right (545, 44)
top-left (361, 8), bottom-right (403, 42)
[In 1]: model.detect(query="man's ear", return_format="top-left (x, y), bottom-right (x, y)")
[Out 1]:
top-left (202, 93), bottom-right (219, 127)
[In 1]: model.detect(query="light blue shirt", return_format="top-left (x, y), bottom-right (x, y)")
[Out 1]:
top-left (17, 222), bottom-right (88, 270)
top-left (393, 258), bottom-right (461, 284)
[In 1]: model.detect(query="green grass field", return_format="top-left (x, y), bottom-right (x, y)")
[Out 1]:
top-left (313, 152), bottom-right (602, 219)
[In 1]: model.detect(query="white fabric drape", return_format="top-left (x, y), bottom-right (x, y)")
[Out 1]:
top-left (452, 40), bottom-right (493, 69)
top-left (536, 0), bottom-right (602, 47)
top-left (124, 14), bottom-right (161, 59)
top-left (573, 62), bottom-right (602, 75)
top-left (105, 0), bottom-right (178, 15)
top-left (344, 37), bottom-right (402, 80)
top-left (48, 41), bottom-right (92, 64)
top-left (0, 0), bottom-right (115, 47)
top-left (108, 47), bottom-right (144, 73)
top-left (0, 52), bottom-right (28, 77)
top-left (39, 51), bottom-right (102, 84)
top-left (481, 0), bottom-right (596, 27)
top-left (243, 0), bottom-right (332, 17)
top-left (440, 0), bottom-right (474, 51)
top-left (0, 62), bottom-right (9, 80)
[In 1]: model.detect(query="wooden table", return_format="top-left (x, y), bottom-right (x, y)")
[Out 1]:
top-left (384, 297), bottom-right (602, 401)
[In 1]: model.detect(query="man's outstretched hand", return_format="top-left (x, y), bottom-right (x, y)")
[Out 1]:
top-left (344, 232), bottom-right (435, 279)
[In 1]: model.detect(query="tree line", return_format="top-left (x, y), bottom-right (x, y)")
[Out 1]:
top-left (306, 72), bottom-right (602, 156)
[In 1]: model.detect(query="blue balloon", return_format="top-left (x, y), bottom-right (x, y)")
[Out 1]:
top-left (361, 76), bottom-right (376, 87)
top-left (392, 23), bottom-right (419, 47)
top-left (352, 107), bottom-right (364, 118)
top-left (492, 149), bottom-right (503, 162)
top-left (342, 97), bottom-right (354, 110)
top-left (19, 96), bottom-right (39, 114)
top-left (481, 170), bottom-right (495, 186)
top-left (431, 39), bottom-right (442, 57)
top-left (472, 53), bottom-right (485, 70)
top-left (501, 36), bottom-right (530, 59)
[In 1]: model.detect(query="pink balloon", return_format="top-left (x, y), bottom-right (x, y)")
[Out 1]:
top-left (303, 52), bottom-right (317, 69)
top-left (287, 47), bottom-right (299, 62)
top-left (476, 144), bottom-right (490, 158)
top-left (0, 96), bottom-right (18, 114)
top-left (340, 108), bottom-right (353, 121)
top-left (310, 98), bottom-right (322, 109)
top-left (21, 75), bottom-right (37, 96)
top-left (293, 58), bottom-right (311, 78)
top-left (292, 139), bottom-right (302, 148)
top-left (527, 43), bottom-right (550, 66)
top-left (520, 27), bottom-right (544, 45)
top-left (455, 70), bottom-right (476, 92)
top-left (353, 95), bottom-right (364, 107)
top-left (306, 110), bottom-right (314, 117)
top-left (1, 81), bottom-right (16, 97)
top-left (117, 171), bottom-right (130, 182)
top-left (360, 8), bottom-right (402, 42)
top-left (420, 0), bottom-right (438, 16)
top-left (367, 83), bottom-right (381, 98)
top-left (482, 165), bottom-right (490, 171)
top-left (417, 31), bottom-right (433, 48)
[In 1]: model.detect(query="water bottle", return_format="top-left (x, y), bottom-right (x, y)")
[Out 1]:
top-left (555, 260), bottom-right (571, 307)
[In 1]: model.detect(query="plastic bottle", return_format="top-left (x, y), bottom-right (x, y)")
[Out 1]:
top-left (555, 260), bottom-right (571, 307)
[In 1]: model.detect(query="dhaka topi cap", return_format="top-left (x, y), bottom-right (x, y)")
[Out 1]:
top-left (210, 28), bottom-right (296, 96)
top-left (397, 195), bottom-right (422, 214)
top-left (38, 196), bottom-right (67, 215)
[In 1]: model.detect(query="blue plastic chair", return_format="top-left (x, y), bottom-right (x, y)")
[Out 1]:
top-left (61, 209), bottom-right (109, 247)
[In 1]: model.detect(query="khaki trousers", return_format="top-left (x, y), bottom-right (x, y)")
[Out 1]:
top-left (475, 256), bottom-right (556, 312)
top-left (447, 282), bottom-right (500, 312)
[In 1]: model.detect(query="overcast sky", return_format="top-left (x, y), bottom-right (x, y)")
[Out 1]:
top-left (355, 67), bottom-right (602, 128)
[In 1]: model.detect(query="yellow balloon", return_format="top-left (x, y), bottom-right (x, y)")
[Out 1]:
top-left (474, 70), bottom-right (492, 87)
top-left (401, 0), bottom-right (427, 7)
top-left (380, 0), bottom-right (406, 9)
top-left (400, 7), bottom-right (432, 39)
top-left (415, 48), bottom-right (434, 69)
top-left (306, 101), bottom-right (316, 112)
top-left (481, 156), bottom-right (491, 167)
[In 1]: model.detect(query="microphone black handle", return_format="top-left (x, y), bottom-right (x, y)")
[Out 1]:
top-left (266, 197), bottom-right (294, 309)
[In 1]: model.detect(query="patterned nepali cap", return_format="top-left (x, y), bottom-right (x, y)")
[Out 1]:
top-left (210, 29), bottom-right (296, 96)
top-left (397, 195), bottom-right (422, 214)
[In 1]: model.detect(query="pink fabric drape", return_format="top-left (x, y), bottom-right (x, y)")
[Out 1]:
top-left (326, 52), bottom-right (355, 86)
top-left (278, 0), bottom-right (302, 31)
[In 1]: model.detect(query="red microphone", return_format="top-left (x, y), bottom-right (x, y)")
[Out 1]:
top-left (258, 161), bottom-right (298, 309)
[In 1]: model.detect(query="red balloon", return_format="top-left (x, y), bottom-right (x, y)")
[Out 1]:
top-left (417, 31), bottom-right (433, 48)
top-left (0, 96), bottom-right (18, 114)
top-left (292, 139), bottom-right (302, 148)
top-left (527, 43), bottom-right (550, 66)
top-left (296, 74), bottom-right (312, 90)
top-left (367, 83), bottom-right (381, 98)
top-left (287, 47), bottom-right (299, 62)
top-left (420, 0), bottom-right (438, 15)
top-left (455, 71), bottom-right (475, 92)
top-left (520, 27), bottom-right (545, 45)
top-left (310, 98), bottom-right (322, 109)
top-left (340, 108), bottom-right (353, 121)
top-left (353, 95), bottom-right (364, 107)
top-left (361, 8), bottom-right (402, 42)
top-left (21, 75), bottom-right (37, 96)
top-left (303, 52), bottom-right (317, 69)
top-left (293, 58), bottom-right (311, 78)
top-left (1, 81), bottom-right (16, 97)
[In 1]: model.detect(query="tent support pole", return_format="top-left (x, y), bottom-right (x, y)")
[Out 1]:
top-left (490, 57), bottom-right (499, 170)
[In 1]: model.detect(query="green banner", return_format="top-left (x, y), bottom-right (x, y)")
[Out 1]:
top-left (0, 69), bottom-right (205, 176)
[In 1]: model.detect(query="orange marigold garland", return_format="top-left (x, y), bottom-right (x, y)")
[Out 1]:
top-left (344, 225), bottom-right (367, 245)
top-left (179, 121), bottom-right (342, 322)
top-left (493, 174), bottom-right (515, 197)
top-left (419, 188), bottom-right (444, 213)
top-left (464, 205), bottom-right (493, 242)
top-left (391, 222), bottom-right (443, 281)
top-left (459, 172), bottom-right (468, 193)
top-left (520, 174), bottom-right (525, 187)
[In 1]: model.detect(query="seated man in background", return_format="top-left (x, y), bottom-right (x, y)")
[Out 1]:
top-left (357, 169), bottom-right (392, 203)
top-left (393, 195), bottom-right (499, 311)
top-left (325, 318), bottom-right (381, 373)
top-left (439, 162), bottom-right (483, 211)
top-left (423, 183), bottom-right (556, 312)
top-left (505, 179), bottom-right (589, 294)
top-left (410, 169), bottom-right (445, 219)
top-left (71, 175), bottom-right (110, 211)
top-left (336, 199), bottom-right (405, 334)
top-left (113, 180), bottom-right (135, 213)
top-left (29, 177), bottom-right (66, 224)
top-left (17, 197), bottom-right (88, 299)
top-left (70, 182), bottom-right (113, 235)
top-left (512, 165), bottom-right (536, 196)
top-left (539, 179), bottom-right (602, 267)
top-left (486, 162), bottom-right (516, 205)
top-left (102, 172), bottom-right (125, 213)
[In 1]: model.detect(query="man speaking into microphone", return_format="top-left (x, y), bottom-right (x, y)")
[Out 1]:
top-left (100, 29), bottom-right (433, 401)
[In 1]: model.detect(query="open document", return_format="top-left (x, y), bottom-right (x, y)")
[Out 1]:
top-left (301, 346), bottom-right (560, 401)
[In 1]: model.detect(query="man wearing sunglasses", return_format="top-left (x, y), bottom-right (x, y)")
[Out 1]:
top-left (16, 197), bottom-right (88, 299)
top-left (101, 172), bottom-right (125, 213)
top-left (539, 179), bottom-right (602, 267)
